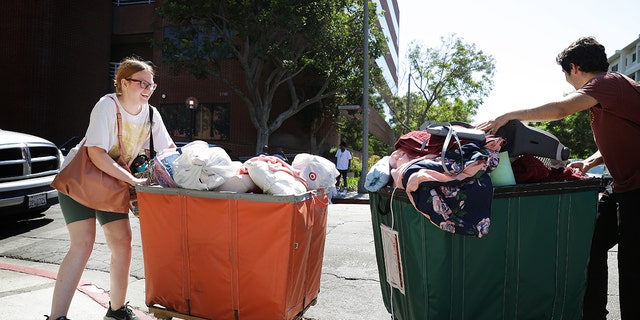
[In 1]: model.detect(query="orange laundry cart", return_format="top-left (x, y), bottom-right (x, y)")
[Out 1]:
top-left (136, 186), bottom-right (329, 320)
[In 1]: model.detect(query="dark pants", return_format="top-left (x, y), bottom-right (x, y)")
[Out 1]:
top-left (583, 187), bottom-right (640, 320)
top-left (336, 169), bottom-right (348, 189)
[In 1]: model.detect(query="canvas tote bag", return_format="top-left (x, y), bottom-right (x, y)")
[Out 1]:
top-left (51, 97), bottom-right (131, 213)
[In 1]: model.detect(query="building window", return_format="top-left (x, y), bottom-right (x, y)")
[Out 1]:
top-left (159, 103), bottom-right (230, 141)
top-left (633, 52), bottom-right (637, 63)
top-left (611, 64), bottom-right (619, 72)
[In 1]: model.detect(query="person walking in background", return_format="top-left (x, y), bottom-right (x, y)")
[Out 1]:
top-left (47, 57), bottom-right (175, 320)
top-left (335, 142), bottom-right (352, 195)
top-left (477, 36), bottom-right (640, 320)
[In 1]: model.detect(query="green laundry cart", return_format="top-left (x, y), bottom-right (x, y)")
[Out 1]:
top-left (370, 179), bottom-right (601, 320)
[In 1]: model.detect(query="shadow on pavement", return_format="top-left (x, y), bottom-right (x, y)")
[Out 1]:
top-left (0, 212), bottom-right (53, 240)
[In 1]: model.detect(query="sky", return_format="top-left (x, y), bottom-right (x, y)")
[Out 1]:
top-left (396, 0), bottom-right (640, 124)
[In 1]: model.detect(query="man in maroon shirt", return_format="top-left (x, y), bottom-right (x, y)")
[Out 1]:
top-left (478, 36), bottom-right (640, 320)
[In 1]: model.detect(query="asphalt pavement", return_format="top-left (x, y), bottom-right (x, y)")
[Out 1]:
top-left (0, 191), bottom-right (621, 320)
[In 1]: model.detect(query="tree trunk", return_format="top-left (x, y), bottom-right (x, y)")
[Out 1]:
top-left (255, 128), bottom-right (270, 155)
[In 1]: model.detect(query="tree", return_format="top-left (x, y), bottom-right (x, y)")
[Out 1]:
top-left (293, 98), bottom-right (337, 154)
top-left (156, 0), bottom-right (386, 154)
top-left (391, 35), bottom-right (495, 133)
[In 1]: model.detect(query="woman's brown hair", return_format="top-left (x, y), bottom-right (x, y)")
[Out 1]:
top-left (113, 57), bottom-right (155, 95)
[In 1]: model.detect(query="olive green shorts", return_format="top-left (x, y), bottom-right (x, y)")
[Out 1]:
top-left (58, 193), bottom-right (130, 226)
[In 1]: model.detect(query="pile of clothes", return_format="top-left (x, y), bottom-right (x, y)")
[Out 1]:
top-left (366, 125), bottom-right (505, 238)
top-left (365, 123), bottom-right (591, 238)
top-left (510, 153), bottom-right (584, 183)
top-left (151, 140), bottom-right (340, 196)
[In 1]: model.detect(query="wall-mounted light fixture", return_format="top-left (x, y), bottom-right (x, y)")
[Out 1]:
top-left (186, 97), bottom-right (199, 110)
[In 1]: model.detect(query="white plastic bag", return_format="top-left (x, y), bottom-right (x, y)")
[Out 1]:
top-left (171, 141), bottom-right (236, 190)
top-left (291, 153), bottom-right (340, 191)
top-left (244, 156), bottom-right (307, 195)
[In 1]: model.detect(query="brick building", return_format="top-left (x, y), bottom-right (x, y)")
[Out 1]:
top-left (2, 0), bottom-right (398, 158)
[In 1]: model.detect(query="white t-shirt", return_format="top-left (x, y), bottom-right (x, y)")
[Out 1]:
top-left (65, 93), bottom-right (174, 168)
top-left (335, 148), bottom-right (352, 170)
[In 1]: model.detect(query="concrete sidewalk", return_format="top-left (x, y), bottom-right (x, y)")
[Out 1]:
top-left (0, 256), bottom-right (156, 320)
top-left (0, 198), bottom-right (621, 320)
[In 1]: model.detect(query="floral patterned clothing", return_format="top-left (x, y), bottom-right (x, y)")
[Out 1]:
top-left (398, 140), bottom-right (501, 238)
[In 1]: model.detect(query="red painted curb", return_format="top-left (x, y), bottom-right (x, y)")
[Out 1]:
top-left (0, 262), bottom-right (58, 280)
top-left (0, 262), bottom-right (153, 320)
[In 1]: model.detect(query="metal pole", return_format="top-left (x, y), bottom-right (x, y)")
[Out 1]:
top-left (407, 63), bottom-right (411, 129)
top-left (358, 0), bottom-right (370, 194)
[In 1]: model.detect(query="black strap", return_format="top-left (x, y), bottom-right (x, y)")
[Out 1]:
top-left (149, 106), bottom-right (155, 158)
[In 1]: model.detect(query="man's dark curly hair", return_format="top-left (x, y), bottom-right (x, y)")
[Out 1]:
top-left (556, 36), bottom-right (609, 73)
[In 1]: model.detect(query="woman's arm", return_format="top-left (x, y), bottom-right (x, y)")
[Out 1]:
top-left (87, 146), bottom-right (147, 186)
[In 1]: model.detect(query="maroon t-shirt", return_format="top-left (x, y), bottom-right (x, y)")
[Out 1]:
top-left (577, 72), bottom-right (640, 192)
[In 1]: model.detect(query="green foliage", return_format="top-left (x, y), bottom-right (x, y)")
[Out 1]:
top-left (350, 155), bottom-right (362, 177)
top-left (335, 94), bottom-right (395, 160)
top-left (338, 154), bottom-right (381, 178)
top-left (529, 109), bottom-right (596, 159)
top-left (391, 34), bottom-right (495, 134)
top-left (346, 176), bottom-right (359, 191)
top-left (346, 154), bottom-right (384, 191)
top-left (367, 154), bottom-right (381, 169)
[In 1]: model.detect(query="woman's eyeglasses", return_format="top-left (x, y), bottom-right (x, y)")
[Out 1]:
top-left (126, 78), bottom-right (157, 90)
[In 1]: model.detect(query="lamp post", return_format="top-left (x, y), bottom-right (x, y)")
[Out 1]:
top-left (186, 97), bottom-right (198, 141)
top-left (358, 0), bottom-right (370, 194)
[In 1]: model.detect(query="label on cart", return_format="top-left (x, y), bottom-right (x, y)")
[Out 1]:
top-left (380, 224), bottom-right (405, 294)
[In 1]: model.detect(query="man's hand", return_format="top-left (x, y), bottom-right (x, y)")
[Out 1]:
top-left (567, 160), bottom-right (588, 174)
top-left (476, 115), bottom-right (511, 135)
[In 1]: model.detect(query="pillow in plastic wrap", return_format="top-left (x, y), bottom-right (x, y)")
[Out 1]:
top-left (171, 142), bottom-right (236, 190)
top-left (365, 156), bottom-right (391, 192)
top-left (244, 159), bottom-right (307, 195)
top-left (291, 153), bottom-right (339, 191)
top-left (214, 161), bottom-right (258, 193)
top-left (150, 147), bottom-right (180, 188)
top-left (152, 158), bottom-right (179, 188)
